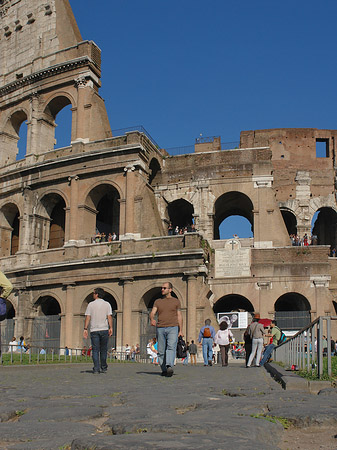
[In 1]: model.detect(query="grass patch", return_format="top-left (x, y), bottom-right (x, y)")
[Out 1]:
top-left (297, 356), bottom-right (337, 382)
top-left (250, 413), bottom-right (292, 429)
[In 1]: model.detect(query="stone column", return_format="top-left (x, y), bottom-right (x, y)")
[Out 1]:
top-left (185, 272), bottom-right (198, 342)
top-left (121, 277), bottom-right (134, 348)
top-left (73, 76), bottom-right (89, 143)
top-left (123, 165), bottom-right (135, 237)
top-left (15, 289), bottom-right (27, 338)
top-left (27, 92), bottom-right (40, 156)
top-left (18, 187), bottom-right (33, 253)
top-left (66, 175), bottom-right (79, 244)
top-left (64, 283), bottom-right (76, 348)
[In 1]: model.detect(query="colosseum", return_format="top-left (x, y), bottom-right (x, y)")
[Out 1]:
top-left (0, 0), bottom-right (336, 353)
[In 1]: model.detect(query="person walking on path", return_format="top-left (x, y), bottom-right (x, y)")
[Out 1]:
top-left (83, 287), bottom-right (113, 374)
top-left (150, 281), bottom-right (183, 377)
top-left (198, 319), bottom-right (216, 366)
top-left (214, 320), bottom-right (233, 367)
top-left (189, 340), bottom-right (198, 365)
top-left (246, 313), bottom-right (265, 367)
top-left (259, 320), bottom-right (281, 366)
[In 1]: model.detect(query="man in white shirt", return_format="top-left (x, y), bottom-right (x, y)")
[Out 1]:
top-left (83, 288), bottom-right (113, 374)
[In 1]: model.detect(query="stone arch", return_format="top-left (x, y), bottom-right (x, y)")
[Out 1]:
top-left (148, 157), bottom-right (162, 185)
top-left (84, 183), bottom-right (121, 239)
top-left (38, 193), bottom-right (67, 249)
top-left (280, 208), bottom-right (297, 236)
top-left (6, 299), bottom-right (16, 319)
top-left (275, 292), bottom-right (311, 330)
top-left (0, 202), bottom-right (21, 256)
top-left (213, 294), bottom-right (255, 314)
top-left (41, 94), bottom-right (74, 151)
top-left (167, 198), bottom-right (194, 231)
top-left (311, 207), bottom-right (337, 249)
top-left (214, 191), bottom-right (254, 240)
top-left (2, 109), bottom-right (28, 163)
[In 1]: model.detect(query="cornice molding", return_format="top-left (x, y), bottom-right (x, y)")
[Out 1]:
top-left (0, 56), bottom-right (95, 97)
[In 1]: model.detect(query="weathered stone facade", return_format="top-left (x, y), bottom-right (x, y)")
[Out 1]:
top-left (0, 0), bottom-right (336, 351)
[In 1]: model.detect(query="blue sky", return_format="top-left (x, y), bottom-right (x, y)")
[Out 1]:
top-left (69, 0), bottom-right (337, 150)
top-left (21, 1), bottom-right (337, 239)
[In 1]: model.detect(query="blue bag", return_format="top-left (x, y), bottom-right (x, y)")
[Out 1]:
top-left (0, 297), bottom-right (7, 320)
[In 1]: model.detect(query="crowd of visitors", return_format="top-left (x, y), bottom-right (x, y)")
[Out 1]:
top-left (168, 223), bottom-right (197, 236)
top-left (92, 232), bottom-right (118, 243)
top-left (290, 233), bottom-right (317, 246)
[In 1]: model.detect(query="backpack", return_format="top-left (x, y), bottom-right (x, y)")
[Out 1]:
top-left (275, 326), bottom-right (287, 345)
top-left (203, 327), bottom-right (211, 338)
top-left (0, 297), bottom-right (6, 321)
top-left (176, 336), bottom-right (187, 358)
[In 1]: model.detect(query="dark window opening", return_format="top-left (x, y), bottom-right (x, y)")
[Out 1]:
top-left (48, 200), bottom-right (66, 249)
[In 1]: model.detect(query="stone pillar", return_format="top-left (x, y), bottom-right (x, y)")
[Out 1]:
top-left (185, 273), bottom-right (198, 342)
top-left (64, 283), bottom-right (76, 348)
top-left (18, 187), bottom-right (33, 253)
top-left (123, 165), bottom-right (135, 237)
top-left (73, 76), bottom-right (89, 143)
top-left (15, 289), bottom-right (27, 339)
top-left (121, 277), bottom-right (134, 348)
top-left (27, 92), bottom-right (40, 156)
top-left (66, 175), bottom-right (79, 244)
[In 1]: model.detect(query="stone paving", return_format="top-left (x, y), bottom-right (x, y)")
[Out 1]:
top-left (0, 361), bottom-right (336, 450)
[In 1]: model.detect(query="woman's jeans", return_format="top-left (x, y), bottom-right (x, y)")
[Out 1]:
top-left (90, 330), bottom-right (109, 373)
top-left (247, 337), bottom-right (264, 367)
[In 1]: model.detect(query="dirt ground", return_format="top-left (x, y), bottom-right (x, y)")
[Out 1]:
top-left (279, 425), bottom-right (337, 450)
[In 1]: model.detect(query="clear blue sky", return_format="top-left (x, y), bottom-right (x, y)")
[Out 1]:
top-left (70, 0), bottom-right (337, 150)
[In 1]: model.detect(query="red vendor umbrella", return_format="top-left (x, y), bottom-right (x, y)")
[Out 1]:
top-left (259, 318), bottom-right (272, 327)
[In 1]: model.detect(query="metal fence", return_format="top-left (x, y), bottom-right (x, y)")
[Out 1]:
top-left (273, 316), bottom-right (337, 378)
top-left (0, 344), bottom-right (150, 366)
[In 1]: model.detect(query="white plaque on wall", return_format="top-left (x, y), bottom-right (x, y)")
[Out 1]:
top-left (214, 239), bottom-right (250, 278)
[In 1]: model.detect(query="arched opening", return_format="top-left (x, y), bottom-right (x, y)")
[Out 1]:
top-left (82, 291), bottom-right (118, 350)
top-left (39, 193), bottom-right (66, 250)
top-left (213, 294), bottom-right (254, 340)
top-left (43, 96), bottom-right (72, 151)
top-left (54, 104), bottom-right (72, 148)
top-left (214, 192), bottom-right (254, 240)
top-left (281, 209), bottom-right (297, 237)
top-left (213, 294), bottom-right (254, 314)
top-left (2, 110), bottom-right (28, 162)
top-left (149, 158), bottom-right (161, 185)
top-left (167, 199), bottom-right (194, 231)
top-left (32, 296), bottom-right (61, 348)
top-left (49, 199), bottom-right (66, 249)
top-left (311, 207), bottom-right (337, 249)
top-left (0, 203), bottom-right (20, 256)
top-left (16, 119), bottom-right (28, 160)
top-left (139, 286), bottom-right (178, 356)
top-left (275, 293), bottom-right (311, 331)
top-left (86, 184), bottom-right (120, 240)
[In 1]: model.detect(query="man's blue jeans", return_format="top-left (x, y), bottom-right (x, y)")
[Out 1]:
top-left (259, 343), bottom-right (275, 366)
top-left (90, 330), bottom-right (109, 373)
top-left (156, 326), bottom-right (178, 372)
top-left (202, 337), bottom-right (213, 365)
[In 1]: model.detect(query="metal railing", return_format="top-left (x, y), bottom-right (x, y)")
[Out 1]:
top-left (0, 344), bottom-right (150, 366)
top-left (273, 316), bottom-right (337, 378)
top-left (110, 125), bottom-right (160, 149)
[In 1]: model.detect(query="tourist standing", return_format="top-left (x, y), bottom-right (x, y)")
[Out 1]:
top-left (214, 320), bottom-right (233, 367)
top-left (83, 287), bottom-right (113, 374)
top-left (198, 319), bottom-right (216, 366)
top-left (189, 340), bottom-right (198, 365)
top-left (149, 282), bottom-right (182, 377)
top-left (246, 313), bottom-right (265, 367)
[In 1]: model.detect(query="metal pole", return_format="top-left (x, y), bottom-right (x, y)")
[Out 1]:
top-left (327, 317), bottom-right (331, 377)
top-left (318, 317), bottom-right (323, 378)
